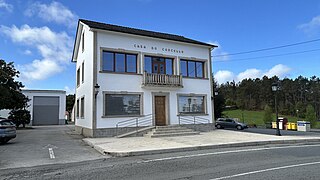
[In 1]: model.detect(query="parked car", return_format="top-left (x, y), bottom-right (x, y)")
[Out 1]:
top-left (215, 118), bottom-right (248, 130)
top-left (0, 118), bottom-right (16, 144)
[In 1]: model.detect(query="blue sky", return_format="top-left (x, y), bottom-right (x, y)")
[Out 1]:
top-left (0, 0), bottom-right (320, 94)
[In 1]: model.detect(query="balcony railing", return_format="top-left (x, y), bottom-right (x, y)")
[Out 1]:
top-left (142, 72), bottom-right (183, 88)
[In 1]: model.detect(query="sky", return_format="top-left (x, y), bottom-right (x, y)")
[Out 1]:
top-left (0, 0), bottom-right (320, 94)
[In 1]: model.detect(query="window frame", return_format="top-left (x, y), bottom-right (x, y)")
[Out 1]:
top-left (102, 91), bottom-right (144, 118)
top-left (177, 94), bottom-right (207, 115)
top-left (144, 55), bottom-right (174, 75)
top-left (80, 96), bottom-right (85, 118)
top-left (76, 99), bottom-right (80, 118)
top-left (76, 68), bottom-right (80, 87)
top-left (81, 31), bottom-right (85, 52)
top-left (101, 50), bottom-right (138, 74)
top-left (81, 62), bottom-right (84, 84)
top-left (180, 59), bottom-right (205, 79)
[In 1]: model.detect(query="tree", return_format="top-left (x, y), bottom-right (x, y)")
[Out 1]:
top-left (8, 109), bottom-right (31, 128)
top-left (213, 78), bottom-right (225, 119)
top-left (0, 59), bottom-right (29, 110)
top-left (66, 94), bottom-right (75, 120)
top-left (263, 105), bottom-right (273, 125)
top-left (305, 104), bottom-right (317, 128)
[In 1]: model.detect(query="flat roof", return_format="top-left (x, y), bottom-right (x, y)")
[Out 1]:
top-left (22, 89), bottom-right (66, 94)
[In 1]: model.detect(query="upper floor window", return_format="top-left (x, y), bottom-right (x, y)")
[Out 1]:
top-left (76, 68), bottom-right (80, 87)
top-left (144, 56), bottom-right (173, 75)
top-left (81, 62), bottom-right (84, 83)
top-left (180, 59), bottom-right (204, 78)
top-left (102, 51), bottom-right (137, 73)
top-left (81, 32), bottom-right (85, 52)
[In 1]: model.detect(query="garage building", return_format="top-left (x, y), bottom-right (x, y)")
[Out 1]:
top-left (23, 90), bottom-right (66, 126)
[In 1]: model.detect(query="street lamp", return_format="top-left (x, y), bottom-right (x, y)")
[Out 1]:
top-left (272, 82), bottom-right (281, 136)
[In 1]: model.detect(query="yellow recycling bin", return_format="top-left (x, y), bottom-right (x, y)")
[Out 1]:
top-left (287, 123), bottom-right (292, 130)
top-left (272, 122), bottom-right (277, 129)
top-left (291, 123), bottom-right (297, 130)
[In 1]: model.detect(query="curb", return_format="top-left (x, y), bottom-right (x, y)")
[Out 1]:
top-left (83, 138), bottom-right (320, 157)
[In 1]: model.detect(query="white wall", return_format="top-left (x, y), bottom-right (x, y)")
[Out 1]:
top-left (75, 23), bottom-right (94, 129)
top-left (94, 31), bottom-right (212, 128)
top-left (22, 90), bottom-right (66, 125)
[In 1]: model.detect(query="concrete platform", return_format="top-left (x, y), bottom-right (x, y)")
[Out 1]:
top-left (83, 129), bottom-right (320, 157)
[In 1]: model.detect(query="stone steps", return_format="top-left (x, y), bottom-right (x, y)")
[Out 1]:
top-left (144, 126), bottom-right (200, 138)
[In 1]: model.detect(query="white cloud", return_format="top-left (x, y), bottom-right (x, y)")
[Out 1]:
top-left (0, 0), bottom-right (13, 12)
top-left (298, 15), bottom-right (320, 35)
top-left (23, 50), bottom-right (32, 55)
top-left (25, 1), bottom-right (78, 28)
top-left (208, 41), bottom-right (229, 61)
top-left (264, 64), bottom-right (291, 78)
top-left (214, 64), bottom-right (292, 84)
top-left (0, 24), bottom-right (73, 81)
top-left (237, 68), bottom-right (262, 81)
top-left (214, 70), bottom-right (234, 84)
top-left (64, 86), bottom-right (75, 95)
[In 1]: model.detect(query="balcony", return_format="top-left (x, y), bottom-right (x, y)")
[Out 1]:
top-left (142, 72), bottom-right (183, 88)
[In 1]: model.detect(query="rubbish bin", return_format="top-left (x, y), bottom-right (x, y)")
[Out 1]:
top-left (297, 121), bottom-right (311, 132)
top-left (279, 118), bottom-right (288, 130)
top-left (287, 123), bottom-right (292, 130)
top-left (291, 123), bottom-right (297, 130)
top-left (272, 122), bottom-right (277, 129)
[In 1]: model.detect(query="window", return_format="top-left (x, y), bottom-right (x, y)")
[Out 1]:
top-left (178, 95), bottom-right (206, 114)
top-left (104, 94), bottom-right (141, 116)
top-left (144, 56), bottom-right (173, 75)
top-left (76, 68), bottom-right (80, 86)
top-left (180, 59), bottom-right (204, 78)
top-left (80, 97), bottom-right (84, 118)
top-left (102, 51), bottom-right (137, 73)
top-left (82, 62), bottom-right (84, 83)
top-left (82, 32), bottom-right (85, 52)
top-left (76, 99), bottom-right (79, 118)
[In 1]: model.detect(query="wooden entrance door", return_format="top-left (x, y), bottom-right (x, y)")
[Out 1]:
top-left (155, 96), bottom-right (166, 126)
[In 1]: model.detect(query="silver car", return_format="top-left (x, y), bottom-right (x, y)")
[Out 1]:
top-left (215, 118), bottom-right (248, 130)
top-left (0, 118), bottom-right (16, 144)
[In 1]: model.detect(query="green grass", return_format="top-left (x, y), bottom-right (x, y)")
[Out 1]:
top-left (222, 109), bottom-right (304, 126)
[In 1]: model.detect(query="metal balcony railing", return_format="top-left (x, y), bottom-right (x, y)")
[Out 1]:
top-left (142, 71), bottom-right (183, 88)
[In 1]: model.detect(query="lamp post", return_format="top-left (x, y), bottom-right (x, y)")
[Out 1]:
top-left (272, 82), bottom-right (281, 136)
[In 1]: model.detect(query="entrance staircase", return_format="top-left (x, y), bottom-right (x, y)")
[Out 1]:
top-left (144, 125), bottom-right (200, 138)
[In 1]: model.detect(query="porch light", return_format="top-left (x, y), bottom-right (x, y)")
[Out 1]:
top-left (94, 84), bottom-right (100, 97)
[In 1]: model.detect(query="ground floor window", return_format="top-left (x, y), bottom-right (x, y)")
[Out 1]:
top-left (76, 99), bottom-right (79, 118)
top-left (80, 97), bottom-right (85, 118)
top-left (178, 95), bottom-right (206, 114)
top-left (104, 93), bottom-right (142, 116)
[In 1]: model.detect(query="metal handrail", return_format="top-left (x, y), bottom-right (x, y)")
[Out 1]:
top-left (116, 114), bottom-right (154, 136)
top-left (178, 114), bottom-right (210, 126)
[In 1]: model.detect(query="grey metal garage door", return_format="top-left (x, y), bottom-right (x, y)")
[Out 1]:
top-left (33, 96), bottom-right (59, 125)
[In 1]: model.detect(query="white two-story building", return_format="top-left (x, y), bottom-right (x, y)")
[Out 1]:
top-left (72, 19), bottom-right (217, 137)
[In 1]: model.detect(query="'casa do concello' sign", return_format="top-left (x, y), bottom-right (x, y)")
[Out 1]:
top-left (133, 44), bottom-right (184, 54)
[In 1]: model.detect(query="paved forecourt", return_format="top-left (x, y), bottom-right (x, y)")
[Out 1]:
top-left (83, 129), bottom-right (320, 157)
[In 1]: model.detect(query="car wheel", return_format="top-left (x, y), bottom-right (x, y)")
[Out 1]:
top-left (216, 124), bottom-right (222, 129)
top-left (0, 139), bottom-right (9, 144)
top-left (236, 125), bottom-right (243, 130)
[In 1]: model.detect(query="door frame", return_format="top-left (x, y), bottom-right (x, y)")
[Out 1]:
top-left (152, 92), bottom-right (170, 126)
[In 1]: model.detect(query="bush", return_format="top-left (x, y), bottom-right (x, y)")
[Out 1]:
top-left (8, 109), bottom-right (31, 128)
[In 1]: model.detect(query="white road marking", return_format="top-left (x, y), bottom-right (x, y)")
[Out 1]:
top-left (210, 161), bottom-right (320, 180)
top-left (48, 148), bottom-right (55, 159)
top-left (140, 144), bottom-right (320, 163)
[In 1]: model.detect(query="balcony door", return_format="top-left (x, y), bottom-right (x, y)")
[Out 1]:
top-left (152, 58), bottom-right (166, 74)
top-left (144, 56), bottom-right (173, 75)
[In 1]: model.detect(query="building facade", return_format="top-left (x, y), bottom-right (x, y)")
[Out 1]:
top-left (72, 19), bottom-right (217, 137)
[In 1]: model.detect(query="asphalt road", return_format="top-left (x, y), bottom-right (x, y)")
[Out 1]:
top-left (1, 142), bottom-right (320, 179)
top-left (226, 127), bottom-right (320, 136)
top-left (0, 125), bottom-right (104, 170)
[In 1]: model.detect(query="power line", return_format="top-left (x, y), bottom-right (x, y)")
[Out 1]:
top-left (212, 38), bottom-right (320, 57)
top-left (214, 48), bottom-right (320, 63)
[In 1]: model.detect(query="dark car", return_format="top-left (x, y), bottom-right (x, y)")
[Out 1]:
top-left (0, 118), bottom-right (16, 144)
top-left (215, 118), bottom-right (248, 130)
